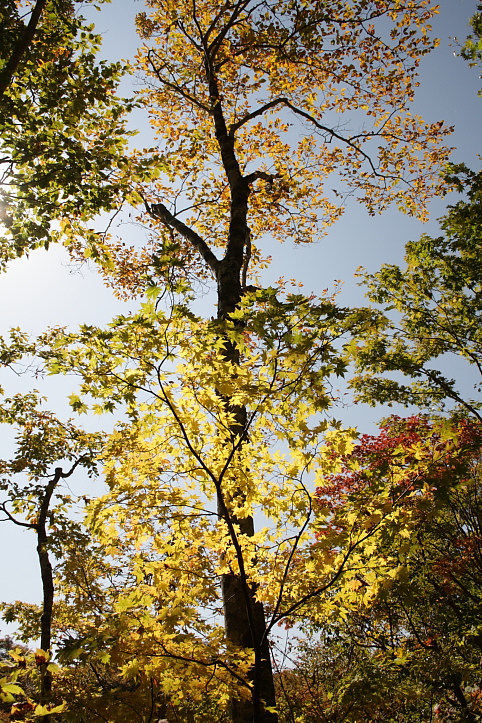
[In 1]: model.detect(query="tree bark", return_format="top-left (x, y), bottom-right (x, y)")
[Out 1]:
top-left (216, 248), bottom-right (278, 722)
top-left (36, 468), bottom-right (62, 700)
top-left (218, 511), bottom-right (278, 723)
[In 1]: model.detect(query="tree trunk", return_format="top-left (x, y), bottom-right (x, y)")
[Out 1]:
top-left (217, 262), bottom-right (278, 723)
top-left (36, 469), bottom-right (61, 701)
top-left (219, 517), bottom-right (278, 723)
top-left (150, 38), bottom-right (279, 721)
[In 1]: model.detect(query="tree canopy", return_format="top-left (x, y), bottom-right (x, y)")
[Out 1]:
top-left (0, 2), bottom-right (480, 723)
top-left (0, 0), bottom-right (134, 266)
top-left (350, 165), bottom-right (482, 419)
top-left (281, 414), bottom-right (482, 723)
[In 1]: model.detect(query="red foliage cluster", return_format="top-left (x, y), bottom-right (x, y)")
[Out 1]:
top-left (316, 415), bottom-right (482, 515)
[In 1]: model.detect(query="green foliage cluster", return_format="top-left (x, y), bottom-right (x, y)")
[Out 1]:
top-left (0, 0), bottom-right (134, 266)
top-left (461, 3), bottom-right (482, 92)
top-left (350, 167), bottom-right (482, 421)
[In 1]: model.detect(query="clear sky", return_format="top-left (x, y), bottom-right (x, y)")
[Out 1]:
top-left (0, 0), bottom-right (481, 635)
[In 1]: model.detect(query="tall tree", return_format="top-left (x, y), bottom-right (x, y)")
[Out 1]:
top-left (131, 3), bottom-right (450, 720)
top-left (0, 386), bottom-right (103, 716)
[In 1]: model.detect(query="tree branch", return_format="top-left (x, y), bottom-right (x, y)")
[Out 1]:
top-left (146, 50), bottom-right (212, 114)
top-left (148, 200), bottom-right (220, 276)
top-left (0, 0), bottom-right (48, 96)
top-left (207, 0), bottom-right (254, 60)
top-left (244, 170), bottom-right (278, 186)
top-left (281, 99), bottom-right (393, 178)
top-left (231, 96), bottom-right (404, 181)
top-left (0, 501), bottom-right (36, 528)
top-left (229, 98), bottom-right (289, 136)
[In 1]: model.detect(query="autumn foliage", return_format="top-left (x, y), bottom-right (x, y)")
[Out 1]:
top-left (0, 1), bottom-right (480, 723)
top-left (304, 416), bottom-right (482, 723)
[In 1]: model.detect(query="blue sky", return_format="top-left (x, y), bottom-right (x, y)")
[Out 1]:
top-left (0, 0), bottom-right (480, 633)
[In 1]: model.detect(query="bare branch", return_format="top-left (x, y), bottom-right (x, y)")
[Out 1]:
top-left (281, 99), bottom-right (391, 178)
top-left (146, 50), bottom-right (211, 114)
top-left (60, 455), bottom-right (89, 479)
top-left (265, 482), bottom-right (313, 640)
top-left (229, 98), bottom-right (289, 136)
top-left (231, 96), bottom-right (406, 182)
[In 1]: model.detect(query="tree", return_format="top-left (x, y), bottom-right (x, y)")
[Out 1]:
top-left (0, 0), bottom-right (135, 267)
top-left (0, 387), bottom-right (103, 716)
top-left (275, 633), bottom-right (438, 723)
top-left (349, 0), bottom-right (482, 418)
top-left (461, 2), bottom-right (482, 93)
top-left (0, 1), bottom-right (455, 722)
top-left (349, 165), bottom-right (482, 420)
top-left (302, 45), bottom-right (482, 713)
top-left (302, 414), bottom-right (482, 723)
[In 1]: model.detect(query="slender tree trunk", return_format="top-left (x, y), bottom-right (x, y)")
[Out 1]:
top-left (1, 467), bottom-right (62, 707)
top-left (36, 468), bottom-right (62, 701)
top-left (150, 29), bottom-right (279, 720)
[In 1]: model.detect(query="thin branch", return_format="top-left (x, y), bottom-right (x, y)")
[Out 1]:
top-left (151, 642), bottom-right (253, 691)
top-left (265, 482), bottom-right (313, 640)
top-left (176, 17), bottom-right (203, 53)
top-left (282, 99), bottom-right (388, 178)
top-left (60, 455), bottom-right (88, 479)
top-left (146, 50), bottom-right (211, 114)
top-left (0, 501), bottom-right (36, 529)
top-left (208, 0), bottom-right (254, 60)
top-left (422, 368), bottom-right (482, 424)
top-left (272, 521), bottom-right (387, 625)
top-left (231, 96), bottom-right (406, 182)
top-left (229, 98), bottom-right (290, 136)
